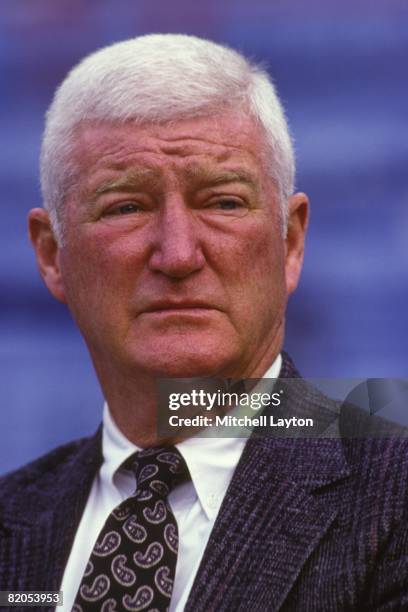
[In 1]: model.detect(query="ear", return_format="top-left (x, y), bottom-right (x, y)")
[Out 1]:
top-left (284, 192), bottom-right (309, 295)
top-left (28, 208), bottom-right (67, 303)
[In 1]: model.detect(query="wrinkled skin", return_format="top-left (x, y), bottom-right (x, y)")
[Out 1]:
top-left (29, 111), bottom-right (308, 443)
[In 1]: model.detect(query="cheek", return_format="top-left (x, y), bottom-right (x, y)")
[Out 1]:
top-left (218, 220), bottom-right (286, 330)
top-left (220, 218), bottom-right (285, 292)
top-left (63, 225), bottom-right (145, 280)
top-left (59, 235), bottom-right (135, 323)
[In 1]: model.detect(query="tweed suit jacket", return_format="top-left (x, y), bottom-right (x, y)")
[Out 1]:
top-left (1, 353), bottom-right (408, 611)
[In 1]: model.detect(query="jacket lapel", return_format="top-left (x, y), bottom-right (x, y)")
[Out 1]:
top-left (0, 428), bottom-right (102, 591)
top-left (185, 354), bottom-right (351, 611)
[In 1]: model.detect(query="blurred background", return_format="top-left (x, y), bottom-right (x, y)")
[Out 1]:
top-left (1, 0), bottom-right (407, 474)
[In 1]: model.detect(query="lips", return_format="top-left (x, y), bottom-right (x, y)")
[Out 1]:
top-left (143, 301), bottom-right (215, 313)
top-left (144, 303), bottom-right (213, 313)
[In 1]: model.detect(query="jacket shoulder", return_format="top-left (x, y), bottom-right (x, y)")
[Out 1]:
top-left (0, 431), bottom-right (102, 516)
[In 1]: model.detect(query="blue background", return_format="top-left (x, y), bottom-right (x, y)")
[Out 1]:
top-left (1, 0), bottom-right (407, 474)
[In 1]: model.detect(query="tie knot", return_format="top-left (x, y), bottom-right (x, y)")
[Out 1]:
top-left (124, 446), bottom-right (189, 498)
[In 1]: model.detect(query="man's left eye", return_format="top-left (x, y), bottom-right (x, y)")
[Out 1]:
top-left (207, 199), bottom-right (248, 217)
top-left (217, 200), bottom-right (240, 210)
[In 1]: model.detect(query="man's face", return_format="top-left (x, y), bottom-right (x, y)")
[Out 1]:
top-left (35, 111), bottom-right (307, 380)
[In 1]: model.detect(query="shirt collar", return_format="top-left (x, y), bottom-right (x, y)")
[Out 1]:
top-left (101, 404), bottom-right (140, 488)
top-left (101, 353), bottom-right (282, 520)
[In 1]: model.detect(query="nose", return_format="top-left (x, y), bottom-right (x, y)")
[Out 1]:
top-left (148, 197), bottom-right (206, 279)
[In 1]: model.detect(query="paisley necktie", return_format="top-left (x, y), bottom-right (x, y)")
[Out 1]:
top-left (73, 446), bottom-right (190, 612)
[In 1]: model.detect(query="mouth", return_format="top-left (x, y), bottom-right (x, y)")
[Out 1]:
top-left (141, 301), bottom-right (219, 316)
top-left (144, 302), bottom-right (215, 313)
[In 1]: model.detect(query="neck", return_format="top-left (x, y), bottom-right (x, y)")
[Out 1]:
top-left (98, 369), bottom-right (161, 447)
top-left (91, 337), bottom-right (284, 447)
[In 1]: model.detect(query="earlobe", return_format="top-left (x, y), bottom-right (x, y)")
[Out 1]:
top-left (28, 208), bottom-right (67, 303)
top-left (284, 192), bottom-right (309, 295)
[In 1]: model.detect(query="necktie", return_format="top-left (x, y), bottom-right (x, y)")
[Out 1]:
top-left (73, 446), bottom-right (190, 612)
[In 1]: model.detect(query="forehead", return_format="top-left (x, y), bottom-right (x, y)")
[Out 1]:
top-left (74, 111), bottom-right (270, 188)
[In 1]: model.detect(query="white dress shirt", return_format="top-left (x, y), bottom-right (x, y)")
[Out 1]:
top-left (60, 354), bottom-right (282, 611)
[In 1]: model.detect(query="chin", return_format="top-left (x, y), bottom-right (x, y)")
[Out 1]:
top-left (122, 324), bottom-right (243, 378)
top-left (130, 344), bottom-right (238, 379)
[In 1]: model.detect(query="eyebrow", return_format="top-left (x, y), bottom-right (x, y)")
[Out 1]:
top-left (88, 168), bottom-right (162, 203)
top-left (87, 165), bottom-right (259, 205)
top-left (183, 166), bottom-right (259, 192)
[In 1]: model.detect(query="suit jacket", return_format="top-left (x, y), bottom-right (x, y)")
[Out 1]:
top-left (1, 353), bottom-right (408, 611)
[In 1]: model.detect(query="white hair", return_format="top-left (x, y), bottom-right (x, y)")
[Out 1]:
top-left (40, 34), bottom-right (295, 242)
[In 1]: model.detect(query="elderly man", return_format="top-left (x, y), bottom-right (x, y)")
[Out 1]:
top-left (1, 34), bottom-right (407, 612)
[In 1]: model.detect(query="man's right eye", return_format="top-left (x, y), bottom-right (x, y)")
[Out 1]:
top-left (105, 202), bottom-right (141, 216)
